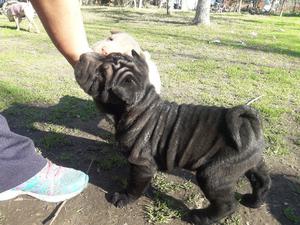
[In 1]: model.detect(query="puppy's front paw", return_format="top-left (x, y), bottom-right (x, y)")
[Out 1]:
top-left (189, 209), bottom-right (212, 225)
top-left (110, 192), bottom-right (131, 208)
top-left (240, 193), bottom-right (263, 209)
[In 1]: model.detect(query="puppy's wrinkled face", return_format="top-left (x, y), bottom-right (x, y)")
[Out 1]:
top-left (96, 50), bottom-right (149, 106)
top-left (93, 31), bottom-right (142, 56)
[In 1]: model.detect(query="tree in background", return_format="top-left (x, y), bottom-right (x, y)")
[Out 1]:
top-left (237, 0), bottom-right (243, 12)
top-left (279, 0), bottom-right (287, 15)
top-left (193, 0), bottom-right (211, 25)
top-left (166, 0), bottom-right (172, 14)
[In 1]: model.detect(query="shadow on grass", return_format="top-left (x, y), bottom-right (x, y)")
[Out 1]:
top-left (163, 171), bottom-right (300, 224)
top-left (267, 174), bottom-right (300, 225)
top-left (173, 37), bottom-right (300, 58)
top-left (0, 25), bottom-right (16, 30)
top-left (82, 7), bottom-right (300, 58)
top-left (212, 40), bottom-right (300, 58)
top-left (1, 96), bottom-right (300, 224)
top-left (1, 95), bottom-right (126, 192)
top-left (282, 13), bottom-right (300, 17)
top-left (83, 7), bottom-right (192, 25)
top-left (211, 15), bottom-right (265, 25)
top-left (0, 25), bottom-right (29, 32)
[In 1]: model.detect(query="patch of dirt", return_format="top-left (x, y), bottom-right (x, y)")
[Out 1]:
top-left (0, 101), bottom-right (299, 225)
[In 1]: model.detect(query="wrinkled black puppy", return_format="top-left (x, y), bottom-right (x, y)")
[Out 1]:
top-left (75, 51), bottom-right (271, 225)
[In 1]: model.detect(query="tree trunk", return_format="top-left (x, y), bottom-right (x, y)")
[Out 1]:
top-left (167, 0), bottom-right (169, 13)
top-left (279, 0), bottom-right (286, 16)
top-left (269, 0), bottom-right (276, 12)
top-left (193, 0), bottom-right (211, 25)
top-left (158, 0), bottom-right (163, 8)
top-left (133, 0), bottom-right (137, 8)
top-left (292, 0), bottom-right (297, 12)
top-left (238, 0), bottom-right (243, 13)
top-left (166, 0), bottom-right (172, 14)
top-left (138, 0), bottom-right (142, 8)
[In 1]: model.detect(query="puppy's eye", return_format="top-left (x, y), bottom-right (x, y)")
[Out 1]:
top-left (123, 77), bottom-right (132, 84)
top-left (108, 37), bottom-right (113, 41)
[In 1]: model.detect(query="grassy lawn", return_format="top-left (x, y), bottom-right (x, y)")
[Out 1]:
top-left (1, 8), bottom-right (299, 154)
top-left (0, 7), bottom-right (300, 224)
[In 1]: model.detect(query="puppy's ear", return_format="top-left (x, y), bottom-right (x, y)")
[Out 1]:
top-left (131, 49), bottom-right (140, 58)
top-left (131, 49), bottom-right (148, 73)
top-left (131, 49), bottom-right (146, 61)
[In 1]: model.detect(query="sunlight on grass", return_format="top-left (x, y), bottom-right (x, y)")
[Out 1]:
top-left (221, 215), bottom-right (243, 225)
top-left (152, 173), bottom-right (193, 193)
top-left (0, 5), bottom-right (298, 159)
top-left (0, 9), bottom-right (298, 148)
top-left (145, 193), bottom-right (184, 224)
top-left (1, 7), bottom-right (300, 224)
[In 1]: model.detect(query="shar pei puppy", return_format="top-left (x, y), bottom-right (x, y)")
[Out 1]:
top-left (92, 31), bottom-right (161, 94)
top-left (75, 51), bottom-right (271, 225)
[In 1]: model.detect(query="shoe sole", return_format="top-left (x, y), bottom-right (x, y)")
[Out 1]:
top-left (0, 183), bottom-right (88, 203)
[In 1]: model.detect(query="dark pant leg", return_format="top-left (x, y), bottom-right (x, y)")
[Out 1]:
top-left (0, 114), bottom-right (47, 193)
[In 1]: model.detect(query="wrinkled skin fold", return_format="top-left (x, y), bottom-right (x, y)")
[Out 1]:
top-left (75, 51), bottom-right (271, 225)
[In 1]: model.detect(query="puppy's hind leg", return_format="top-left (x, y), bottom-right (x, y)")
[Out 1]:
top-left (190, 162), bottom-right (238, 225)
top-left (240, 159), bottom-right (271, 208)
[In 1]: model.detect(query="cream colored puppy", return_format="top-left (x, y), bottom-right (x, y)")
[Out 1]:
top-left (93, 32), bottom-right (161, 94)
top-left (4, 2), bottom-right (40, 33)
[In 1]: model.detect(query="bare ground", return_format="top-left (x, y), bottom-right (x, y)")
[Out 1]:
top-left (0, 99), bottom-right (299, 225)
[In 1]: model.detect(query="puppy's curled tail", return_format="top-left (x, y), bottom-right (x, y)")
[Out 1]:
top-left (226, 105), bottom-right (263, 151)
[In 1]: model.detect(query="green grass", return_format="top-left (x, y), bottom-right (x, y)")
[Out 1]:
top-left (283, 207), bottom-right (300, 224)
top-left (145, 192), bottom-right (185, 224)
top-left (1, 8), bottom-right (299, 156)
top-left (95, 149), bottom-right (127, 171)
top-left (221, 215), bottom-right (242, 225)
top-left (1, 7), bottom-right (300, 224)
top-left (152, 173), bottom-right (193, 193)
top-left (147, 173), bottom-right (201, 223)
top-left (42, 132), bottom-right (68, 149)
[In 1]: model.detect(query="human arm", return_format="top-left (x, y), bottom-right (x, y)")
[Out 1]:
top-left (30, 0), bottom-right (91, 67)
